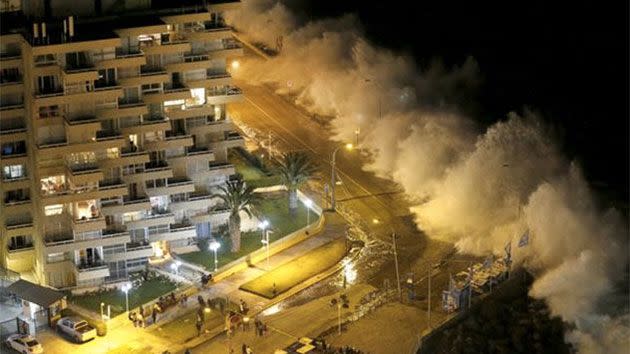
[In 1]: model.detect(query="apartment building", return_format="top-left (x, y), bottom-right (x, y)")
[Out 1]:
top-left (0, 0), bottom-right (244, 288)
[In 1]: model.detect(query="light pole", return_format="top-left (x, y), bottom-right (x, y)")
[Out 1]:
top-left (259, 220), bottom-right (270, 268)
top-left (330, 143), bottom-right (353, 211)
top-left (209, 241), bottom-right (221, 272)
top-left (171, 260), bottom-right (182, 276)
top-left (392, 231), bottom-right (402, 302)
top-left (337, 301), bottom-right (342, 334)
top-left (304, 198), bottom-right (313, 226)
top-left (121, 283), bottom-right (131, 313)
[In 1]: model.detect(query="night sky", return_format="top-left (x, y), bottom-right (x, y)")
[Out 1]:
top-left (286, 0), bottom-right (629, 205)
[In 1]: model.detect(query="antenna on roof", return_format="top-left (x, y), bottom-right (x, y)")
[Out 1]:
top-left (41, 22), bottom-right (48, 44)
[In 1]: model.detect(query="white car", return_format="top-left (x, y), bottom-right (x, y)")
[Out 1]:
top-left (4, 334), bottom-right (43, 354)
top-left (56, 317), bottom-right (96, 343)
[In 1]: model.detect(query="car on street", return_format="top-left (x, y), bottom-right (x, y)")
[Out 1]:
top-left (4, 334), bottom-right (44, 354)
top-left (56, 317), bottom-right (96, 343)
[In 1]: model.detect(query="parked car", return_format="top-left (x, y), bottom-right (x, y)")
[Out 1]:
top-left (4, 334), bottom-right (43, 354)
top-left (56, 317), bottom-right (96, 343)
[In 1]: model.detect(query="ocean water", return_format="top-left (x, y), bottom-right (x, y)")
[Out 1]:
top-left (284, 0), bottom-right (629, 203)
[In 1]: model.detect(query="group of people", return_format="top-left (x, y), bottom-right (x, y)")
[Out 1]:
top-left (253, 318), bottom-right (268, 336)
top-left (128, 292), bottom-right (190, 328)
top-left (241, 344), bottom-right (254, 354)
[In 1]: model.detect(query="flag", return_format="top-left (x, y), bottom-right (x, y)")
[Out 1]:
top-left (518, 229), bottom-right (530, 247)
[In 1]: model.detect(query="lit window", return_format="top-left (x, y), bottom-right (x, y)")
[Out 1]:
top-left (45, 204), bottom-right (63, 216)
top-left (185, 88), bottom-right (205, 107)
top-left (3, 164), bottom-right (24, 179)
top-left (164, 99), bottom-right (185, 107)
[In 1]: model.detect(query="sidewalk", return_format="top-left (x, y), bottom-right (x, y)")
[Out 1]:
top-left (36, 212), bottom-right (347, 354)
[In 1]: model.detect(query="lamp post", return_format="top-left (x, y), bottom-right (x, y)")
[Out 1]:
top-left (304, 198), bottom-right (313, 226)
top-left (170, 260), bottom-right (182, 276)
top-left (330, 143), bottom-right (353, 211)
top-left (121, 283), bottom-right (131, 313)
top-left (259, 220), bottom-right (270, 268)
top-left (209, 241), bottom-right (221, 272)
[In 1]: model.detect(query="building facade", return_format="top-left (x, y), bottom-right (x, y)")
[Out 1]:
top-left (0, 0), bottom-right (243, 288)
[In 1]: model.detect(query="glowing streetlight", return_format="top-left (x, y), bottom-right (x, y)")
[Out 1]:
top-left (121, 283), bottom-right (132, 313)
top-left (231, 60), bottom-right (240, 70)
top-left (209, 241), bottom-right (221, 272)
top-left (330, 143), bottom-right (353, 210)
top-left (304, 198), bottom-right (313, 226)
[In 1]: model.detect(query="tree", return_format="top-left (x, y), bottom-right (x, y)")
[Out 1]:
top-left (212, 178), bottom-right (257, 252)
top-left (277, 152), bottom-right (317, 215)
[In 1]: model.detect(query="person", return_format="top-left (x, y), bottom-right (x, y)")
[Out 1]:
top-left (241, 344), bottom-right (247, 354)
top-left (152, 307), bottom-right (158, 324)
top-left (272, 283), bottom-right (277, 297)
top-left (239, 299), bottom-right (245, 313)
top-left (137, 311), bottom-right (145, 328)
top-left (262, 322), bottom-right (267, 336)
top-left (246, 346), bottom-right (253, 354)
top-left (129, 311), bottom-right (137, 327)
top-left (195, 319), bottom-right (203, 336)
top-left (184, 349), bottom-right (191, 354)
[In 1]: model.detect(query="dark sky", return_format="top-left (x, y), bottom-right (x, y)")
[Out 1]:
top-left (285, 0), bottom-right (629, 203)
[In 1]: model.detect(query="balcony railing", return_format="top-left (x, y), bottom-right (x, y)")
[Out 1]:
top-left (96, 130), bottom-right (123, 141)
top-left (76, 260), bottom-right (107, 271)
top-left (0, 75), bottom-right (22, 84)
top-left (8, 244), bottom-right (34, 252)
top-left (115, 48), bottom-right (144, 58)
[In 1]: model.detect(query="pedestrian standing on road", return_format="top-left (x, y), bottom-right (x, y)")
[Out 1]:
top-left (152, 307), bottom-right (158, 324)
top-left (195, 319), bottom-right (203, 336)
top-left (246, 345), bottom-right (253, 354)
top-left (262, 322), bottom-right (268, 336)
top-left (241, 344), bottom-right (247, 354)
top-left (239, 299), bottom-right (244, 313)
top-left (129, 311), bottom-right (137, 327)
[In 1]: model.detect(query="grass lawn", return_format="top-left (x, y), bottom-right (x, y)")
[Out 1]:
top-left (179, 193), bottom-right (314, 270)
top-left (70, 276), bottom-right (179, 317)
top-left (239, 238), bottom-right (347, 299)
top-left (229, 148), bottom-right (282, 188)
top-left (151, 298), bottom-right (239, 344)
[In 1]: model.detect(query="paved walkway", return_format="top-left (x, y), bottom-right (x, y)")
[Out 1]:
top-left (35, 212), bottom-right (347, 354)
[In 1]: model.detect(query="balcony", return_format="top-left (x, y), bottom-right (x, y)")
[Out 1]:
top-left (66, 163), bottom-right (104, 185)
top-left (148, 224), bottom-right (196, 243)
top-left (72, 215), bottom-right (107, 233)
top-left (182, 23), bottom-right (232, 42)
top-left (34, 85), bottom-right (123, 106)
top-left (98, 101), bottom-right (149, 119)
top-left (122, 160), bottom-right (173, 183)
top-left (209, 131), bottom-right (245, 150)
top-left (0, 52), bottom-right (22, 70)
top-left (101, 196), bottom-right (151, 215)
top-left (196, 162), bottom-right (236, 179)
top-left (188, 117), bottom-right (233, 135)
top-left (170, 192), bottom-right (215, 212)
top-left (205, 41), bottom-right (244, 60)
top-left (0, 74), bottom-right (23, 94)
top-left (107, 242), bottom-right (153, 262)
top-left (41, 181), bottom-right (128, 206)
top-left (63, 64), bottom-right (99, 82)
top-left (206, 85), bottom-right (243, 105)
top-left (96, 49), bottom-right (146, 69)
top-left (100, 148), bottom-right (150, 169)
top-left (145, 177), bottom-right (195, 197)
top-left (190, 207), bottom-right (230, 225)
top-left (169, 146), bottom-right (215, 163)
top-left (124, 211), bottom-right (175, 230)
top-left (5, 219), bottom-right (34, 237)
top-left (143, 84), bottom-right (191, 104)
top-left (120, 116), bottom-right (171, 135)
top-left (64, 115), bottom-right (101, 138)
top-left (166, 53), bottom-right (213, 73)
top-left (0, 124), bottom-right (27, 143)
top-left (74, 261), bottom-right (110, 282)
top-left (185, 71), bottom-right (232, 89)
top-left (141, 40), bottom-right (192, 55)
top-left (4, 195), bottom-right (30, 207)
top-left (165, 104), bottom-right (215, 120)
top-left (144, 132), bottom-right (194, 151)
top-left (45, 231), bottom-right (130, 254)
top-left (119, 68), bottom-right (169, 87)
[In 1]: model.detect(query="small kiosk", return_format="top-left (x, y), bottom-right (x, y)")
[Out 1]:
top-left (6, 280), bottom-right (67, 335)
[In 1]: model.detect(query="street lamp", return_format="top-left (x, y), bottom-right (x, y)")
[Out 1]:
top-left (231, 60), bottom-right (240, 70)
top-left (304, 198), bottom-right (313, 226)
top-left (209, 241), bottom-right (221, 272)
top-left (121, 283), bottom-right (131, 313)
top-left (170, 260), bottom-right (181, 276)
top-left (373, 218), bottom-right (401, 302)
top-left (330, 143), bottom-right (353, 211)
top-left (259, 220), bottom-right (271, 268)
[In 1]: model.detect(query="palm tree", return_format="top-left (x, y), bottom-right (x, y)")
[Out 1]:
top-left (277, 152), bottom-right (317, 215)
top-left (212, 178), bottom-right (257, 253)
